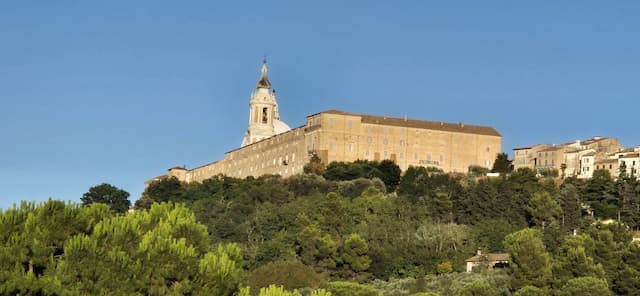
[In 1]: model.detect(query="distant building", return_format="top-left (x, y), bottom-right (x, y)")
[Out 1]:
top-left (465, 250), bottom-right (510, 272)
top-left (513, 144), bottom-right (550, 170)
top-left (619, 152), bottom-right (640, 178)
top-left (513, 137), bottom-right (624, 178)
top-left (148, 61), bottom-right (502, 185)
top-left (593, 158), bottom-right (618, 178)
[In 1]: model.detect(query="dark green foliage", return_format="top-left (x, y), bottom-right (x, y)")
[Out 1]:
top-left (81, 183), bottom-right (131, 213)
top-left (491, 152), bottom-right (512, 174)
top-left (459, 280), bottom-right (496, 296)
top-left (248, 260), bottom-right (326, 291)
top-left (471, 219), bottom-right (521, 252)
top-left (526, 191), bottom-right (562, 230)
top-left (323, 160), bottom-right (400, 191)
top-left (136, 176), bottom-right (185, 208)
top-left (5, 159), bottom-right (638, 295)
top-left (614, 242), bottom-right (640, 295)
top-left (513, 285), bottom-right (548, 296)
top-left (342, 233), bottom-right (371, 272)
top-left (503, 228), bottom-right (552, 289)
top-left (377, 160), bottom-right (402, 191)
top-left (552, 234), bottom-right (605, 287)
top-left (618, 178), bottom-right (640, 229)
top-left (557, 183), bottom-right (585, 232)
top-left (556, 276), bottom-right (611, 296)
top-left (326, 281), bottom-right (380, 296)
top-left (454, 170), bottom-right (540, 227)
top-left (581, 170), bottom-right (618, 218)
top-left (370, 271), bottom-right (510, 296)
top-left (583, 224), bottom-right (628, 288)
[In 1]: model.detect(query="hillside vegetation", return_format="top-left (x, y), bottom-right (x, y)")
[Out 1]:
top-left (1, 159), bottom-right (639, 295)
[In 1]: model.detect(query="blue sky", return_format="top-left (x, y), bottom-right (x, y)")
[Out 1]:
top-left (1, 1), bottom-right (639, 209)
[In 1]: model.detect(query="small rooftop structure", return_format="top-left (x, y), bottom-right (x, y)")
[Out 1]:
top-left (465, 250), bottom-right (511, 272)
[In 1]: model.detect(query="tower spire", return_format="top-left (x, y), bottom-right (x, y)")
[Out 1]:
top-left (242, 59), bottom-right (290, 147)
top-left (256, 57), bottom-right (272, 89)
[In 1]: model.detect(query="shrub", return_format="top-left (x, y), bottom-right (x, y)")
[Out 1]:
top-left (248, 260), bottom-right (326, 291)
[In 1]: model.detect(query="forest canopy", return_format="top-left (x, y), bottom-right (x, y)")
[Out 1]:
top-left (1, 158), bottom-right (639, 295)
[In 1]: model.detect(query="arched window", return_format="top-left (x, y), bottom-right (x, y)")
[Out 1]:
top-left (262, 107), bottom-right (268, 123)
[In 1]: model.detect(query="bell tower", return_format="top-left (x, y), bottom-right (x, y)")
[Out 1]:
top-left (242, 59), bottom-right (287, 147)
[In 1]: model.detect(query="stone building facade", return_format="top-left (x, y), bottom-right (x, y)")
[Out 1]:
top-left (150, 63), bottom-right (502, 184)
top-left (512, 137), bottom-right (625, 179)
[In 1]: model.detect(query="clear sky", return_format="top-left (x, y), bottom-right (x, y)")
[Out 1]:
top-left (1, 1), bottom-right (639, 209)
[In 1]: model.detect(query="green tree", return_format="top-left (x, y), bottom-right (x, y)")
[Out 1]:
top-left (136, 176), bottom-right (185, 209)
top-left (557, 183), bottom-right (584, 232)
top-left (429, 189), bottom-right (453, 223)
top-left (503, 228), bottom-right (552, 289)
top-left (513, 285), bottom-right (547, 296)
top-left (377, 160), bottom-right (401, 191)
top-left (55, 202), bottom-right (245, 295)
top-left (552, 235), bottom-right (605, 286)
top-left (81, 183), bottom-right (131, 213)
top-left (436, 261), bottom-right (453, 275)
top-left (248, 260), bottom-right (326, 291)
top-left (581, 170), bottom-right (618, 218)
top-left (614, 242), bottom-right (640, 294)
top-left (258, 285), bottom-right (302, 296)
top-left (618, 178), bottom-right (640, 229)
top-left (195, 244), bottom-right (245, 295)
top-left (459, 280), bottom-right (496, 296)
top-left (0, 201), bottom-right (113, 295)
top-left (556, 277), bottom-right (611, 296)
top-left (342, 233), bottom-right (371, 273)
top-left (526, 192), bottom-right (562, 231)
top-left (326, 281), bottom-right (379, 296)
top-left (585, 225), bottom-right (627, 285)
top-left (491, 152), bottom-right (511, 174)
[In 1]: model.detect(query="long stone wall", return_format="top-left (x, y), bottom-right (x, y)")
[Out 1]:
top-left (176, 126), bottom-right (308, 183)
top-left (160, 110), bottom-right (502, 184)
